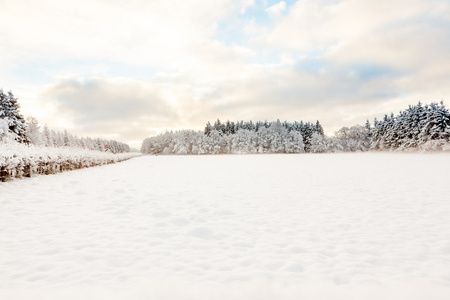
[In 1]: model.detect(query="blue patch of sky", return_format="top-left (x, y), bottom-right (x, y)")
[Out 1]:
top-left (215, 1), bottom-right (300, 66)
top-left (294, 49), bottom-right (329, 72)
top-left (295, 57), bottom-right (325, 73)
top-left (249, 50), bottom-right (285, 65)
top-left (427, 17), bottom-right (450, 29)
top-left (372, 91), bottom-right (401, 100)
top-left (215, 21), bottom-right (248, 46)
top-left (238, 0), bottom-right (298, 26)
top-left (11, 60), bottom-right (158, 83)
top-left (10, 61), bottom-right (53, 84)
top-left (215, 0), bottom-right (297, 45)
top-left (348, 63), bottom-right (397, 80)
top-left (294, 57), bottom-right (399, 81)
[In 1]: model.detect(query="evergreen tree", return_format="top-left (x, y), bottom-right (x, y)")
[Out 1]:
top-left (315, 120), bottom-right (325, 135)
top-left (364, 119), bottom-right (372, 140)
top-left (213, 119), bottom-right (225, 136)
top-left (371, 102), bottom-right (450, 151)
top-left (204, 121), bottom-right (213, 136)
top-left (0, 89), bottom-right (28, 143)
top-left (225, 120), bottom-right (232, 135)
top-left (203, 118), bottom-right (326, 152)
top-left (419, 102), bottom-right (450, 143)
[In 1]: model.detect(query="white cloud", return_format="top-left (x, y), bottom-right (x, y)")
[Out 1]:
top-left (239, 0), bottom-right (256, 14)
top-left (0, 0), bottom-right (241, 68)
top-left (265, 1), bottom-right (286, 19)
top-left (256, 0), bottom-right (450, 55)
top-left (38, 77), bottom-right (183, 143)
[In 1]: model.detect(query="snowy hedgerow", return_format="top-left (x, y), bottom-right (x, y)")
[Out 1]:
top-left (0, 140), bottom-right (141, 181)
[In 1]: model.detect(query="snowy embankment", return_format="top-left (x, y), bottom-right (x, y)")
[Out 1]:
top-left (1, 154), bottom-right (450, 300)
top-left (0, 142), bottom-right (141, 181)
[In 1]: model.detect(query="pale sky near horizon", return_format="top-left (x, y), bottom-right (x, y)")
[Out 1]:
top-left (1, 0), bottom-right (450, 148)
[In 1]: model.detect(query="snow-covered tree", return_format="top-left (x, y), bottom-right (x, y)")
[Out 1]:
top-left (371, 102), bottom-right (450, 151)
top-left (26, 116), bottom-right (43, 145)
top-left (0, 89), bottom-right (28, 143)
top-left (334, 125), bottom-right (371, 152)
top-left (418, 102), bottom-right (450, 143)
top-left (310, 133), bottom-right (329, 153)
top-left (43, 124), bottom-right (53, 147)
top-left (203, 118), bottom-right (323, 152)
top-left (141, 121), bottom-right (305, 155)
top-left (0, 118), bottom-right (14, 143)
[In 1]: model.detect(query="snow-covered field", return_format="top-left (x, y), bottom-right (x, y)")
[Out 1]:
top-left (1, 153), bottom-right (450, 299)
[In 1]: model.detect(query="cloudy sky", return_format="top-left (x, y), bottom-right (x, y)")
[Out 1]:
top-left (1, 0), bottom-right (450, 147)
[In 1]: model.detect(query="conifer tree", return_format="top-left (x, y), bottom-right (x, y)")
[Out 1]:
top-left (204, 121), bottom-right (213, 136)
top-left (0, 89), bottom-right (28, 143)
top-left (315, 120), bottom-right (325, 135)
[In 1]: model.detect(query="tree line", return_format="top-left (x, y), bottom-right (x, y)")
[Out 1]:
top-left (1, 89), bottom-right (132, 153)
top-left (204, 119), bottom-right (324, 152)
top-left (142, 101), bottom-right (450, 154)
top-left (141, 120), bottom-right (307, 155)
top-left (3, 87), bottom-right (449, 155)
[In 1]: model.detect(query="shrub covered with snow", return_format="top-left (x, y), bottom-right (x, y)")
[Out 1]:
top-left (0, 141), bottom-right (141, 181)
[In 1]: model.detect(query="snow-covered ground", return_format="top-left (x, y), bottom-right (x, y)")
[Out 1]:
top-left (1, 153), bottom-right (450, 299)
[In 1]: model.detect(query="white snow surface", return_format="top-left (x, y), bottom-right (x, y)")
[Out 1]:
top-left (1, 153), bottom-right (450, 299)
